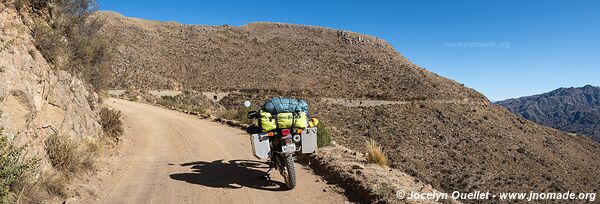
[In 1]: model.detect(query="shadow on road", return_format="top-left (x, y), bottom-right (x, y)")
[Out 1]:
top-left (169, 159), bottom-right (288, 191)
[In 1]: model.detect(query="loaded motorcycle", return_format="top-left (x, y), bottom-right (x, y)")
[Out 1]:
top-left (245, 98), bottom-right (318, 189)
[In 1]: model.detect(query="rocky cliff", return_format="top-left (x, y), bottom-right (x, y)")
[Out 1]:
top-left (0, 2), bottom-right (102, 165)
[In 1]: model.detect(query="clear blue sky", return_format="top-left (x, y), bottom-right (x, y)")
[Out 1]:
top-left (98, 0), bottom-right (600, 101)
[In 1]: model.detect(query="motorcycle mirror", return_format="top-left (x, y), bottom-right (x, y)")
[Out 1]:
top-left (244, 101), bottom-right (251, 107)
top-left (247, 111), bottom-right (258, 119)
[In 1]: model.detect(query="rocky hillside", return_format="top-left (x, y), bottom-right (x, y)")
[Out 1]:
top-left (96, 11), bottom-right (600, 200)
top-left (497, 85), bottom-right (600, 142)
top-left (0, 2), bottom-right (101, 167)
top-left (94, 11), bottom-right (484, 101)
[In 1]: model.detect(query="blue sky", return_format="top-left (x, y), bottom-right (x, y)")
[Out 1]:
top-left (98, 0), bottom-right (600, 101)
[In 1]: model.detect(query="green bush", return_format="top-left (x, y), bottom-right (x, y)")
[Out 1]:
top-left (316, 121), bottom-right (332, 147)
top-left (0, 129), bottom-right (39, 203)
top-left (99, 107), bottom-right (124, 140)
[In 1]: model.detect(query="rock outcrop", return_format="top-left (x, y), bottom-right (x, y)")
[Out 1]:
top-left (0, 2), bottom-right (102, 164)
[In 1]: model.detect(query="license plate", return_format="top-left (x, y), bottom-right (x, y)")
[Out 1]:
top-left (282, 143), bottom-right (296, 154)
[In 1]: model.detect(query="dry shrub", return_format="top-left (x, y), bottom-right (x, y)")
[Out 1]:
top-left (80, 138), bottom-right (101, 169)
top-left (45, 134), bottom-right (78, 174)
top-left (18, 170), bottom-right (70, 202)
top-left (44, 134), bottom-right (98, 175)
top-left (39, 134), bottom-right (101, 200)
top-left (39, 171), bottom-right (68, 198)
top-left (99, 107), bottom-right (123, 141)
top-left (31, 20), bottom-right (66, 65)
top-left (366, 139), bottom-right (387, 167)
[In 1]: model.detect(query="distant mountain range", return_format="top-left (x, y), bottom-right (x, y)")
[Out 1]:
top-left (497, 85), bottom-right (600, 142)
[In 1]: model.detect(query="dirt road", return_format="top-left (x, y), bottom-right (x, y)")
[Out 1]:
top-left (75, 99), bottom-right (347, 203)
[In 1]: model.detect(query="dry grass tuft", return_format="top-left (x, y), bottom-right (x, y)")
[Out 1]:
top-left (45, 134), bottom-right (79, 174)
top-left (45, 134), bottom-right (99, 176)
top-left (365, 139), bottom-right (387, 167)
top-left (39, 171), bottom-right (69, 198)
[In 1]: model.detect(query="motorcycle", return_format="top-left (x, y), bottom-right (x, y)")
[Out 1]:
top-left (246, 105), bottom-right (318, 190)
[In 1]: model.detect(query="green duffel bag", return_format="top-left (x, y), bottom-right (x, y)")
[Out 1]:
top-left (257, 110), bottom-right (276, 132)
top-left (276, 112), bottom-right (308, 129)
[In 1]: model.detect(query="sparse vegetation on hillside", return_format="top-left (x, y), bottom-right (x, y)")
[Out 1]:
top-left (0, 128), bottom-right (39, 203)
top-left (156, 95), bottom-right (177, 108)
top-left (15, 0), bottom-right (113, 91)
top-left (94, 11), bottom-right (484, 101)
top-left (218, 106), bottom-right (254, 125)
top-left (154, 93), bottom-right (212, 115)
top-left (317, 101), bottom-right (600, 197)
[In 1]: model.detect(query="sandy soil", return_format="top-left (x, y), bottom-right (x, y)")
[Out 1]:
top-left (72, 99), bottom-right (347, 203)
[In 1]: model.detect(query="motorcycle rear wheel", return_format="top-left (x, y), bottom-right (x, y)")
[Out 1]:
top-left (279, 155), bottom-right (297, 189)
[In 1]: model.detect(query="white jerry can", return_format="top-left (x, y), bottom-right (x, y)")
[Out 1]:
top-left (250, 134), bottom-right (271, 159)
top-left (301, 127), bottom-right (318, 154)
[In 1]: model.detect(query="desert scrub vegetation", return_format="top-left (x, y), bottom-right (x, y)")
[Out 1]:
top-left (218, 106), bottom-right (254, 124)
top-left (156, 95), bottom-right (178, 108)
top-left (156, 93), bottom-right (212, 115)
top-left (39, 133), bottom-right (101, 200)
top-left (316, 121), bottom-right (332, 147)
top-left (99, 107), bottom-right (124, 141)
top-left (14, 0), bottom-right (113, 92)
top-left (1, 129), bottom-right (95, 203)
top-left (44, 133), bottom-right (99, 175)
top-left (365, 139), bottom-right (387, 167)
top-left (0, 128), bottom-right (39, 203)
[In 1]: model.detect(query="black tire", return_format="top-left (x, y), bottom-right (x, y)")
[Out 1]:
top-left (281, 155), bottom-right (297, 189)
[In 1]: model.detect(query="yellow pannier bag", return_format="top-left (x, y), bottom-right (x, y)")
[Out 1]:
top-left (257, 111), bottom-right (276, 132)
top-left (276, 112), bottom-right (308, 129)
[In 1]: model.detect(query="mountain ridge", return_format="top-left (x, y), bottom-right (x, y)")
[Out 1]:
top-left (94, 11), bottom-right (485, 101)
top-left (497, 85), bottom-right (600, 142)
